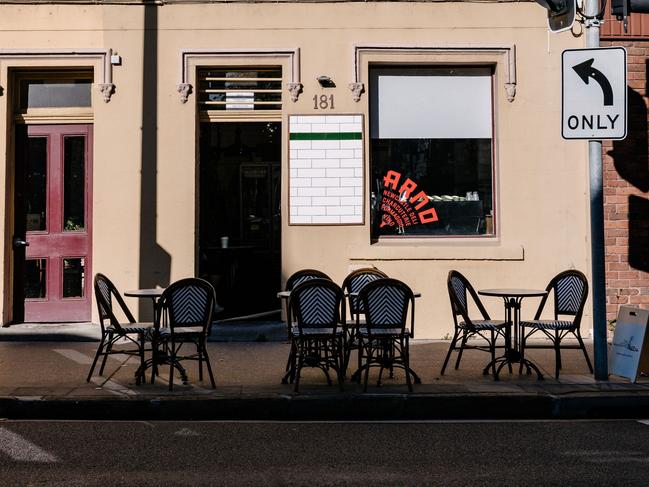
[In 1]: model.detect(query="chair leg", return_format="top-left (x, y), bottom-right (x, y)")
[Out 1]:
top-left (576, 330), bottom-right (594, 373)
top-left (98, 337), bottom-right (114, 376)
top-left (197, 342), bottom-right (204, 382)
top-left (556, 330), bottom-right (562, 371)
top-left (337, 337), bottom-right (345, 391)
top-left (554, 337), bottom-right (561, 380)
top-left (169, 340), bottom-right (176, 391)
top-left (201, 341), bottom-right (216, 389)
top-left (294, 348), bottom-right (303, 393)
top-left (403, 337), bottom-right (413, 393)
top-left (86, 336), bottom-right (106, 382)
top-left (489, 330), bottom-right (497, 377)
top-left (455, 332), bottom-right (468, 370)
top-left (440, 330), bottom-right (459, 376)
top-left (363, 342), bottom-right (372, 393)
top-left (519, 327), bottom-right (526, 375)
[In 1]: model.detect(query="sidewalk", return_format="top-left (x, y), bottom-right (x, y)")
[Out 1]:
top-left (1, 323), bottom-right (648, 420)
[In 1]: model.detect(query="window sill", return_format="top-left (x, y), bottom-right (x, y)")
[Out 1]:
top-left (349, 241), bottom-right (524, 262)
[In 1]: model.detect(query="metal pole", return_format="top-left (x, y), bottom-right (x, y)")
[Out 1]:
top-left (585, 0), bottom-right (608, 380)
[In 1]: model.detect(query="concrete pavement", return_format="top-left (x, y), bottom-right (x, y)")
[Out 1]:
top-left (0, 323), bottom-right (648, 420)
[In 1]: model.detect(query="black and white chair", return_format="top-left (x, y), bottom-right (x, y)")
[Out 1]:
top-left (520, 270), bottom-right (592, 379)
top-left (281, 269), bottom-right (332, 384)
top-left (287, 278), bottom-right (346, 392)
top-left (283, 269), bottom-right (332, 329)
top-left (441, 270), bottom-right (510, 378)
top-left (341, 267), bottom-right (388, 376)
top-left (157, 278), bottom-right (218, 390)
top-left (357, 278), bottom-right (418, 392)
top-left (87, 273), bottom-right (153, 382)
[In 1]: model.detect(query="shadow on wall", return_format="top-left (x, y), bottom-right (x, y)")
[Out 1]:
top-left (139, 1), bottom-right (171, 321)
top-left (607, 84), bottom-right (649, 273)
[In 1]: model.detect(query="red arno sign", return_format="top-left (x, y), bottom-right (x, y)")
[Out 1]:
top-left (380, 170), bottom-right (438, 229)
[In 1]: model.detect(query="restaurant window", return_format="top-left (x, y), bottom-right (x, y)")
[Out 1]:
top-left (369, 66), bottom-right (495, 239)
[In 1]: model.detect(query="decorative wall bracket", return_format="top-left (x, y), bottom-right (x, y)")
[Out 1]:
top-left (351, 44), bottom-right (517, 103)
top-left (177, 83), bottom-right (192, 103)
top-left (0, 48), bottom-right (117, 102)
top-left (177, 48), bottom-right (302, 103)
top-left (348, 82), bottom-right (364, 102)
top-left (287, 82), bottom-right (303, 102)
top-left (98, 83), bottom-right (115, 103)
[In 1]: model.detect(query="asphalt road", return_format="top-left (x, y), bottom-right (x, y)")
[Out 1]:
top-left (1, 420), bottom-right (649, 486)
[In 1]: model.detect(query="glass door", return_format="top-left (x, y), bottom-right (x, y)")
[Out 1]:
top-left (13, 124), bottom-right (93, 322)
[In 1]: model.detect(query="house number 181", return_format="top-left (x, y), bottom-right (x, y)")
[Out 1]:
top-left (313, 94), bottom-right (335, 110)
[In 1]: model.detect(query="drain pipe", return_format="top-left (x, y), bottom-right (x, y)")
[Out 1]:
top-left (584, 0), bottom-right (608, 380)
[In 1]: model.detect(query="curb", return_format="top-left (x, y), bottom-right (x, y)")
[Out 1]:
top-left (2, 392), bottom-right (649, 421)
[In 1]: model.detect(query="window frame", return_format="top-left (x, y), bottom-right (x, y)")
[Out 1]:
top-left (368, 62), bottom-right (498, 241)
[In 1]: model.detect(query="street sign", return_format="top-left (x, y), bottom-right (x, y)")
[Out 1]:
top-left (562, 47), bottom-right (627, 140)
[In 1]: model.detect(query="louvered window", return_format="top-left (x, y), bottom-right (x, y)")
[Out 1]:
top-left (198, 67), bottom-right (282, 112)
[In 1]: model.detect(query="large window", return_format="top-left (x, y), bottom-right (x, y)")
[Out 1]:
top-left (370, 66), bottom-right (495, 239)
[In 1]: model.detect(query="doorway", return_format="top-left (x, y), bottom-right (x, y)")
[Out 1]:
top-left (198, 122), bottom-right (281, 318)
top-left (12, 124), bottom-right (93, 322)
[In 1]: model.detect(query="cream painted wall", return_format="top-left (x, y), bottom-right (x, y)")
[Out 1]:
top-left (0, 3), bottom-right (589, 336)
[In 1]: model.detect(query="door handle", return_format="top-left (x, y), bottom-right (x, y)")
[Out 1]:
top-left (12, 237), bottom-right (29, 249)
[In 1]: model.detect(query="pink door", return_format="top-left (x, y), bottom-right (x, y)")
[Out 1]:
top-left (14, 124), bottom-right (93, 322)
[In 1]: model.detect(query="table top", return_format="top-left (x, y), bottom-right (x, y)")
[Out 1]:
top-left (478, 288), bottom-right (547, 298)
top-left (278, 290), bottom-right (422, 299)
top-left (124, 288), bottom-right (165, 298)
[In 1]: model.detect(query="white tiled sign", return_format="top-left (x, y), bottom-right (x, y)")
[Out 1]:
top-left (289, 115), bottom-right (363, 224)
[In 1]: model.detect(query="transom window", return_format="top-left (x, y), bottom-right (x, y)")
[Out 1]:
top-left (369, 66), bottom-right (495, 239)
top-left (198, 66), bottom-right (282, 112)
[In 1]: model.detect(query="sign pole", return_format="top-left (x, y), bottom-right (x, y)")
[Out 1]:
top-left (585, 0), bottom-right (608, 380)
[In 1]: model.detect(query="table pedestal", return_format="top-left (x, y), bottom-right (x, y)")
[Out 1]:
top-left (483, 296), bottom-right (544, 381)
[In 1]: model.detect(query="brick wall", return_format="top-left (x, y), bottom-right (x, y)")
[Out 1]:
top-left (601, 40), bottom-right (649, 320)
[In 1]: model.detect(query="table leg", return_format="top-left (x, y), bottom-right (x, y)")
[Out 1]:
top-left (483, 296), bottom-right (544, 381)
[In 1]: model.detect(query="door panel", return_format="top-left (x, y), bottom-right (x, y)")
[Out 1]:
top-left (14, 124), bottom-right (92, 322)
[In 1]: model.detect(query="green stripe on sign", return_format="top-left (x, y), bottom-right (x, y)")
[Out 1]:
top-left (290, 132), bottom-right (362, 140)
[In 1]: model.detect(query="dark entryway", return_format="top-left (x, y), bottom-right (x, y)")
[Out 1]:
top-left (198, 122), bottom-right (281, 319)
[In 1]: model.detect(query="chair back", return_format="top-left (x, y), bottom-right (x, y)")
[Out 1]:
top-left (289, 278), bottom-right (345, 334)
top-left (94, 273), bottom-right (136, 334)
top-left (534, 270), bottom-right (589, 325)
top-left (447, 270), bottom-right (491, 328)
top-left (285, 269), bottom-right (332, 291)
top-left (158, 278), bottom-right (216, 335)
top-left (342, 268), bottom-right (388, 318)
top-left (359, 278), bottom-right (414, 336)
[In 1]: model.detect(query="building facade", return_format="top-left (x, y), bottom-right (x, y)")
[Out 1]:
top-left (602, 8), bottom-right (649, 322)
top-left (0, 1), bottom-right (590, 338)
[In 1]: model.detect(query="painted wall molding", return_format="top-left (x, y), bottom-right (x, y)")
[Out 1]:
top-left (0, 48), bottom-right (116, 102)
top-left (350, 44), bottom-right (517, 103)
top-left (177, 47), bottom-right (302, 103)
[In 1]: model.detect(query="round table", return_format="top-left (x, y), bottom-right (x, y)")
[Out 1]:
top-left (478, 288), bottom-right (548, 380)
top-left (124, 288), bottom-right (187, 385)
top-left (124, 288), bottom-right (164, 322)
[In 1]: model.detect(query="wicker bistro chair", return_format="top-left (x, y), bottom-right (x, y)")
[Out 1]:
top-left (520, 270), bottom-right (593, 379)
top-left (156, 278), bottom-right (218, 391)
top-left (341, 268), bottom-right (388, 376)
top-left (87, 273), bottom-right (153, 382)
top-left (440, 270), bottom-right (510, 378)
top-left (287, 278), bottom-right (346, 392)
top-left (357, 278), bottom-right (418, 392)
top-left (281, 269), bottom-right (332, 384)
top-left (284, 269), bottom-right (332, 328)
